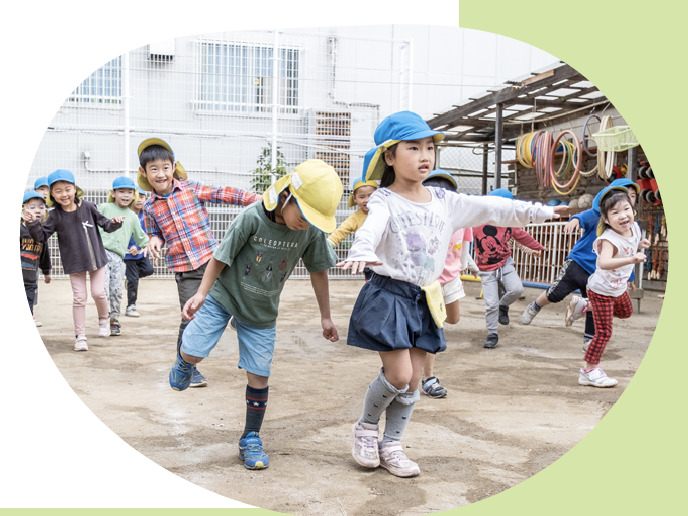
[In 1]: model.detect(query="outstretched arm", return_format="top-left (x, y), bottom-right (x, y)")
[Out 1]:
top-left (309, 269), bottom-right (339, 342)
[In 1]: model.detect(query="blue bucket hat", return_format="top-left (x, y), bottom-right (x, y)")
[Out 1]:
top-left (489, 188), bottom-right (514, 200)
top-left (108, 176), bottom-right (140, 206)
top-left (22, 190), bottom-right (47, 205)
top-left (592, 179), bottom-right (639, 216)
top-left (423, 169), bottom-right (458, 191)
top-left (46, 169), bottom-right (84, 207)
top-left (33, 177), bottom-right (49, 190)
top-left (363, 111), bottom-right (445, 182)
top-left (21, 190), bottom-right (48, 222)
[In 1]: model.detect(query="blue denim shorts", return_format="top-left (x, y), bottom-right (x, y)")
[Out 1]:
top-left (346, 273), bottom-right (446, 353)
top-left (180, 294), bottom-right (276, 377)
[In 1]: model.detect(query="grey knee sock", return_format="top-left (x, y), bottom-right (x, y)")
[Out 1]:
top-left (381, 389), bottom-right (420, 446)
top-left (360, 368), bottom-right (407, 425)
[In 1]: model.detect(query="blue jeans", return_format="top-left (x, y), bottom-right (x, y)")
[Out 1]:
top-left (180, 294), bottom-right (277, 377)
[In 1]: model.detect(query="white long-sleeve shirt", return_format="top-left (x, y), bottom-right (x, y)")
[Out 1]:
top-left (346, 186), bottom-right (554, 286)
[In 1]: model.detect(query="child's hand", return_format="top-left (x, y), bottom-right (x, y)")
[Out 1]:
top-left (550, 205), bottom-right (568, 220)
top-left (111, 216), bottom-right (125, 225)
top-left (44, 274), bottom-right (51, 284)
top-left (628, 280), bottom-right (637, 292)
top-left (336, 260), bottom-right (382, 275)
top-left (563, 218), bottom-right (580, 233)
top-left (128, 246), bottom-right (139, 256)
top-left (321, 318), bottom-right (339, 342)
top-left (631, 252), bottom-right (647, 264)
top-left (182, 293), bottom-right (206, 320)
top-left (638, 238), bottom-right (651, 250)
top-left (146, 237), bottom-right (163, 259)
top-left (23, 211), bottom-right (36, 224)
top-left (531, 250), bottom-right (542, 258)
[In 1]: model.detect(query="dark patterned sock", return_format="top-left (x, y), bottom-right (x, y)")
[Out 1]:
top-left (242, 385), bottom-right (269, 438)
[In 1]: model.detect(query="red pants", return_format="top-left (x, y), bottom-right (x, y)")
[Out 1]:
top-left (584, 290), bottom-right (633, 364)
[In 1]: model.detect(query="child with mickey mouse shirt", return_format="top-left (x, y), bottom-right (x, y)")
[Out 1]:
top-left (473, 189), bottom-right (544, 349)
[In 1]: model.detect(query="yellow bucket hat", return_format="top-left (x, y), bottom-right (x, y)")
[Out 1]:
top-left (263, 160), bottom-right (343, 233)
top-left (137, 138), bottom-right (188, 192)
top-left (348, 177), bottom-right (379, 207)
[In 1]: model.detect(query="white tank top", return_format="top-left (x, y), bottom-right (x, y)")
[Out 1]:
top-left (587, 222), bottom-right (641, 297)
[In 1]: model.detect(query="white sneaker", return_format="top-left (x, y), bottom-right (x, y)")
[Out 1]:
top-left (74, 336), bottom-right (88, 352)
top-left (352, 422), bottom-right (380, 468)
top-left (565, 296), bottom-right (588, 327)
top-left (378, 442), bottom-right (420, 477)
top-left (98, 319), bottom-right (109, 338)
top-left (125, 305), bottom-right (140, 317)
top-left (34, 316), bottom-right (42, 327)
top-left (520, 302), bottom-right (540, 325)
top-left (578, 367), bottom-right (618, 388)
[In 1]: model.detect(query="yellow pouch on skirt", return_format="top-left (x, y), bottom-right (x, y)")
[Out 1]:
top-left (421, 280), bottom-right (446, 329)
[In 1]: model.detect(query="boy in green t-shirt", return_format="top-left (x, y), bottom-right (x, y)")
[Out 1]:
top-left (98, 176), bottom-right (149, 336)
top-left (168, 160), bottom-right (343, 470)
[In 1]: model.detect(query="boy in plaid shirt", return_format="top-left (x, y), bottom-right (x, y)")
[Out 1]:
top-left (139, 138), bottom-right (260, 387)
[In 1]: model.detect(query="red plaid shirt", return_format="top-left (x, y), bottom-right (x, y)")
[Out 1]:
top-left (143, 179), bottom-right (260, 272)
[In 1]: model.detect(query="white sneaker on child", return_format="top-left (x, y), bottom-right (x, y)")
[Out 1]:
top-left (378, 442), bottom-right (420, 477)
top-left (578, 367), bottom-right (618, 388)
top-left (565, 295), bottom-right (588, 327)
top-left (352, 422), bottom-right (380, 468)
top-left (74, 336), bottom-right (88, 352)
top-left (98, 319), bottom-right (110, 338)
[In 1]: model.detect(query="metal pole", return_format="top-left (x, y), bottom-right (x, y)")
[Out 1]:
top-left (494, 103), bottom-right (503, 189)
top-left (123, 51), bottom-right (130, 176)
top-left (270, 31), bottom-right (279, 180)
top-left (482, 144), bottom-right (488, 195)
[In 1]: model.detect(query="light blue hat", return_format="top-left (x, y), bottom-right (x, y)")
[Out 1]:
top-left (489, 188), bottom-right (514, 200)
top-left (33, 177), bottom-right (49, 190)
top-left (363, 111), bottom-right (445, 182)
top-left (108, 176), bottom-right (140, 206)
top-left (423, 169), bottom-right (458, 191)
top-left (46, 169), bottom-right (84, 207)
top-left (22, 190), bottom-right (47, 205)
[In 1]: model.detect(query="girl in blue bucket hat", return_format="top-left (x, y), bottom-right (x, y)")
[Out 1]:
top-left (338, 110), bottom-right (566, 478)
top-left (24, 169), bottom-right (125, 351)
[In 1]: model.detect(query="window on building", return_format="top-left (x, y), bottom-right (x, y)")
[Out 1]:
top-left (69, 57), bottom-right (122, 104)
top-left (197, 41), bottom-right (299, 113)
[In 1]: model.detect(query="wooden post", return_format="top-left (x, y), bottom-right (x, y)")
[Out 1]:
top-left (494, 103), bottom-right (503, 189)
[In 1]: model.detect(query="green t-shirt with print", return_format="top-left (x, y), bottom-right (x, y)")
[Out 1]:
top-left (209, 202), bottom-right (337, 329)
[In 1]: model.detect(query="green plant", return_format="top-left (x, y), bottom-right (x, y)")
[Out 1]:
top-left (252, 143), bottom-right (287, 193)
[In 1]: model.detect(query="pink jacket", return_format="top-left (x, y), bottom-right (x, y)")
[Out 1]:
top-left (472, 225), bottom-right (543, 272)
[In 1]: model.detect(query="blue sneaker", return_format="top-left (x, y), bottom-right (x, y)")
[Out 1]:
top-left (190, 366), bottom-right (208, 388)
top-left (169, 356), bottom-right (193, 391)
top-left (238, 432), bottom-right (269, 469)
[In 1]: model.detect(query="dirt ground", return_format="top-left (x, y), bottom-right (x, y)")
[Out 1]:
top-left (34, 277), bottom-right (661, 516)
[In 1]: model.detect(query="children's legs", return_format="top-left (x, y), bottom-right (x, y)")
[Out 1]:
top-left (422, 352), bottom-right (436, 379)
top-left (583, 291), bottom-right (614, 367)
top-left (124, 260), bottom-right (140, 307)
top-left (479, 270), bottom-right (500, 333)
top-left (69, 272), bottom-right (88, 336)
top-left (174, 264), bottom-right (207, 354)
top-left (25, 283), bottom-right (37, 315)
top-left (498, 259), bottom-right (524, 307)
top-left (445, 299), bottom-right (461, 325)
top-left (88, 267), bottom-right (109, 321)
top-left (243, 372), bottom-right (269, 438)
top-left (381, 348), bottom-right (425, 445)
top-left (105, 252), bottom-right (125, 321)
